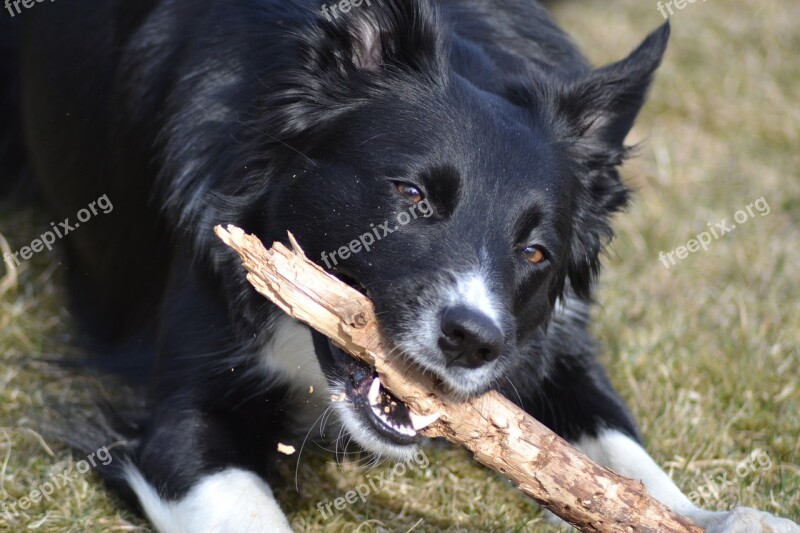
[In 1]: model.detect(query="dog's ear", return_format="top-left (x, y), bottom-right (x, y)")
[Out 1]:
top-left (265, 0), bottom-right (444, 141)
top-left (551, 24), bottom-right (669, 299)
top-left (558, 23), bottom-right (670, 150)
top-left (317, 0), bottom-right (444, 75)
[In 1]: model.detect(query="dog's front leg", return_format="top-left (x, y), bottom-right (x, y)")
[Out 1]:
top-left (122, 404), bottom-right (294, 533)
top-left (503, 335), bottom-right (798, 532)
top-left (125, 461), bottom-right (293, 533)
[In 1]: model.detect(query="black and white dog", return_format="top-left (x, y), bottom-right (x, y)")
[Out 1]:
top-left (4, 0), bottom-right (797, 531)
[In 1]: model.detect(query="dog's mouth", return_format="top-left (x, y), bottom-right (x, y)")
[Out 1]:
top-left (340, 343), bottom-right (418, 443)
top-left (310, 271), bottom-right (441, 451)
top-left (313, 333), bottom-right (438, 447)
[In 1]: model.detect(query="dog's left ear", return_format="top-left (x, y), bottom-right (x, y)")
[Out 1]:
top-left (559, 23), bottom-right (670, 150)
top-left (331, 0), bottom-right (444, 75)
top-left (550, 24), bottom-right (669, 299)
top-left (264, 0), bottom-right (444, 142)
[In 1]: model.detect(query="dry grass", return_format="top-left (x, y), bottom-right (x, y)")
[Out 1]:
top-left (1, 0), bottom-right (798, 530)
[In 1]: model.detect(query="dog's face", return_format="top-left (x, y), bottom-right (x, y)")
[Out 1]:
top-left (257, 1), bottom-right (668, 456)
top-left (295, 89), bottom-right (574, 392)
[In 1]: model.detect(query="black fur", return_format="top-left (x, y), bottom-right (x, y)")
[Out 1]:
top-left (9, 0), bottom-right (668, 521)
top-left (0, 16), bottom-right (26, 195)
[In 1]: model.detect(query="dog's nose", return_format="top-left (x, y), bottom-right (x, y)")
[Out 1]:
top-left (439, 306), bottom-right (504, 369)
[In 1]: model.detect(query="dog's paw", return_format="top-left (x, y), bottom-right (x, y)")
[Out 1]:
top-left (704, 507), bottom-right (800, 533)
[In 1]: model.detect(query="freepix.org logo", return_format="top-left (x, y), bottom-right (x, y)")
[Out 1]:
top-left (4, 0), bottom-right (56, 19)
top-left (320, 0), bottom-right (373, 22)
top-left (2, 194), bottom-right (114, 270)
top-left (320, 199), bottom-right (433, 269)
top-left (1, 446), bottom-right (113, 521)
top-left (316, 448), bottom-right (430, 520)
top-left (658, 196), bottom-right (769, 269)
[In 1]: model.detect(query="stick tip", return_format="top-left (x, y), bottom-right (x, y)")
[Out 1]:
top-left (215, 224), bottom-right (245, 245)
top-left (286, 231), bottom-right (308, 259)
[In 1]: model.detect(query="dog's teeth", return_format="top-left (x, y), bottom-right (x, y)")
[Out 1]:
top-left (368, 376), bottom-right (381, 406)
top-left (397, 424), bottom-right (417, 437)
top-left (367, 376), bottom-right (420, 438)
top-left (371, 405), bottom-right (387, 423)
top-left (371, 405), bottom-right (416, 436)
top-left (408, 411), bottom-right (441, 431)
top-left (389, 421), bottom-right (416, 437)
top-left (373, 405), bottom-right (388, 420)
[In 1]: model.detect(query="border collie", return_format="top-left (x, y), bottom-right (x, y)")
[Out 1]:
top-left (4, 0), bottom-right (797, 531)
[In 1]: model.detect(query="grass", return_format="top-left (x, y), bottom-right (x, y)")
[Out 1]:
top-left (1, 0), bottom-right (798, 530)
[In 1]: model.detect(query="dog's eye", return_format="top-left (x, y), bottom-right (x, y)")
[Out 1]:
top-left (395, 182), bottom-right (424, 204)
top-left (522, 245), bottom-right (547, 265)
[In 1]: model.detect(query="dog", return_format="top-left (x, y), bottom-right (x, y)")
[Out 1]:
top-left (4, 0), bottom-right (798, 531)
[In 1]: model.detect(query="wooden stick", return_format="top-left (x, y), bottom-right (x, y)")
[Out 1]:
top-left (215, 225), bottom-right (702, 533)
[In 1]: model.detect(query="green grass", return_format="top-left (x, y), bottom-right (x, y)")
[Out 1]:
top-left (2, 0), bottom-right (798, 530)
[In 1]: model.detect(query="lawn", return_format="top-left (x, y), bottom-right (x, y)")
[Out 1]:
top-left (1, 0), bottom-right (798, 531)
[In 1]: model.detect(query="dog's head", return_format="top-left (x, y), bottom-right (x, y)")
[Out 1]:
top-left (254, 1), bottom-right (668, 456)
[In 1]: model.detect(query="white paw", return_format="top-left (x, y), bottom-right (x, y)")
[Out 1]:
top-left (705, 507), bottom-right (800, 533)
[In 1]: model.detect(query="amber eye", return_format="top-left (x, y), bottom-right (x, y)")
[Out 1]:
top-left (522, 245), bottom-right (546, 265)
top-left (395, 182), bottom-right (424, 204)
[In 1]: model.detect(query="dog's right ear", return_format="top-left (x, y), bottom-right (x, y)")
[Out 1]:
top-left (267, 0), bottom-right (445, 140)
top-left (556, 23), bottom-right (671, 151)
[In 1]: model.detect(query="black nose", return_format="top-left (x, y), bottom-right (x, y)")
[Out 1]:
top-left (439, 306), bottom-right (504, 369)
